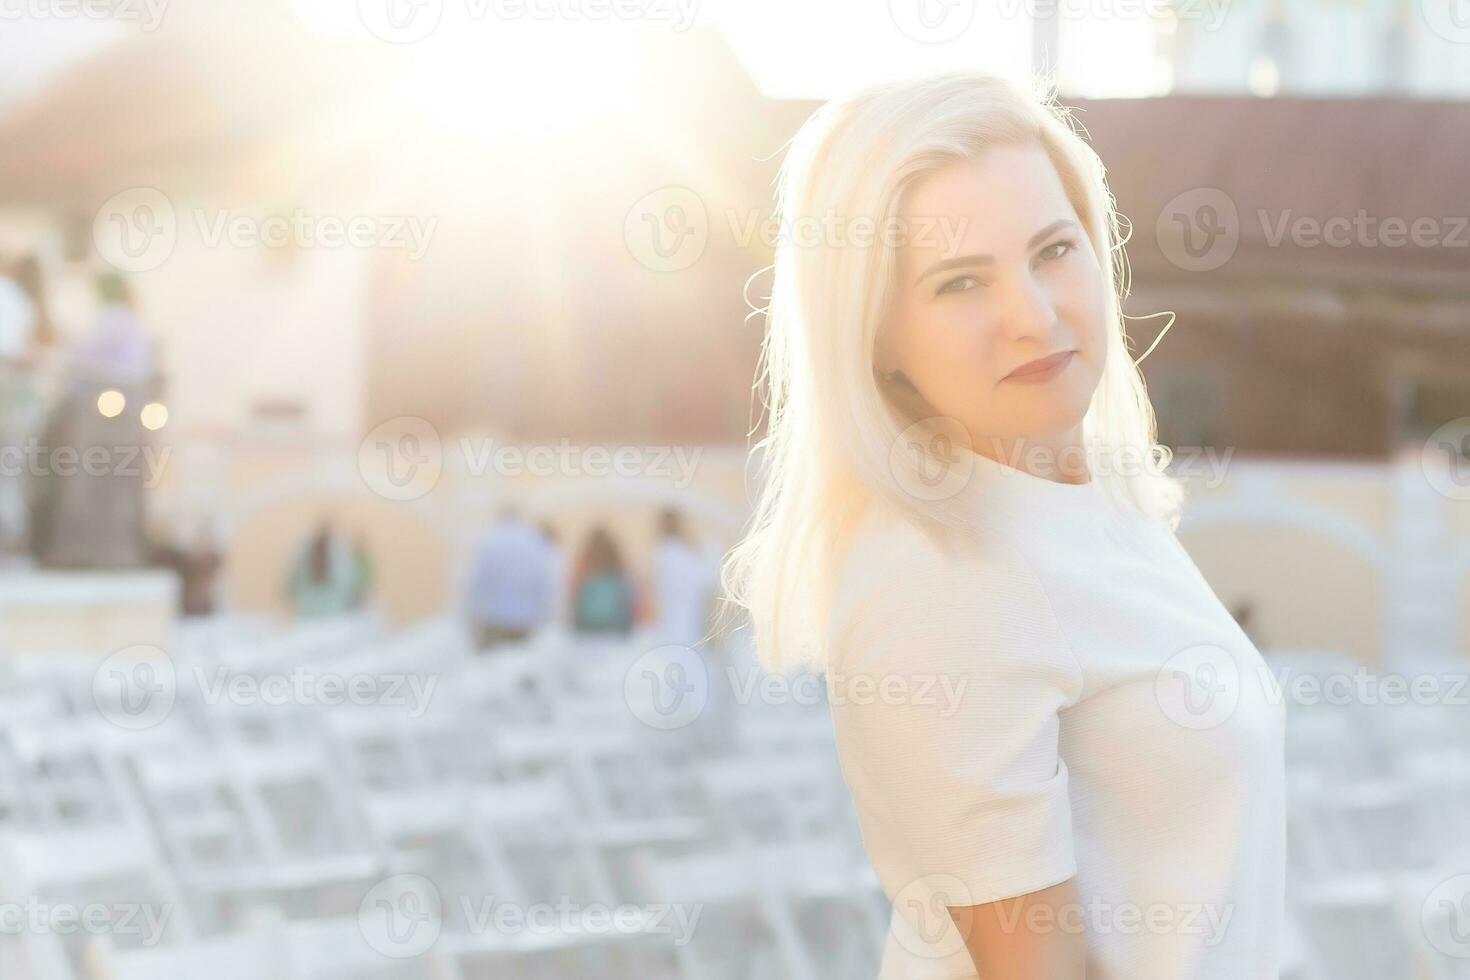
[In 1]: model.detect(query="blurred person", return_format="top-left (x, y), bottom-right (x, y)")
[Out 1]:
top-left (286, 519), bottom-right (367, 618)
top-left (148, 519), bottom-right (224, 617)
top-left (348, 529), bottom-right (375, 610)
top-left (651, 507), bottom-right (719, 647)
top-left (538, 520), bottom-right (569, 623)
top-left (722, 73), bottom-right (1283, 979)
top-left (1231, 599), bottom-right (1266, 651)
top-left (569, 526), bottom-right (633, 637)
top-left (0, 256), bottom-right (54, 563)
top-left (29, 271), bottom-right (156, 569)
top-left (465, 506), bottom-right (553, 650)
top-left (182, 522), bottom-right (224, 617)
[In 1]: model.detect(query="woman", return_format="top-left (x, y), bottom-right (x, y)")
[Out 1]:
top-left (30, 272), bottom-right (155, 569)
top-left (286, 519), bottom-right (368, 618)
top-left (570, 527), bottom-right (634, 636)
top-left (652, 507), bottom-right (719, 647)
top-left (722, 73), bottom-right (1284, 978)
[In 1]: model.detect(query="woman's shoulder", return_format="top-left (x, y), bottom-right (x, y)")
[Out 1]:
top-left (828, 496), bottom-right (1059, 669)
top-left (837, 494), bottom-right (1030, 591)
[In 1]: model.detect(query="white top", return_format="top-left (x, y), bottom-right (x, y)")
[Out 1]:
top-left (653, 536), bottom-right (720, 647)
top-left (0, 278), bottom-right (35, 359)
top-left (827, 450), bottom-right (1285, 979)
top-left (465, 520), bottom-right (554, 630)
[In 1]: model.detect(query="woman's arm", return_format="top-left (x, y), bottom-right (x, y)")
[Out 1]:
top-left (950, 876), bottom-right (1087, 979)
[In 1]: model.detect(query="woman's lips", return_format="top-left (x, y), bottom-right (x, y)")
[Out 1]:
top-left (1003, 350), bottom-right (1075, 384)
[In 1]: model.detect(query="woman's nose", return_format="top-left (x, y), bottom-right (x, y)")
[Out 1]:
top-left (995, 272), bottom-right (1059, 342)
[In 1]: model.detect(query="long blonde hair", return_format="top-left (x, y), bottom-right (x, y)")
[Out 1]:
top-left (722, 71), bottom-right (1183, 673)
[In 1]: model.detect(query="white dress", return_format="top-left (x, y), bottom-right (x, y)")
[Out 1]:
top-left (826, 450), bottom-right (1285, 978)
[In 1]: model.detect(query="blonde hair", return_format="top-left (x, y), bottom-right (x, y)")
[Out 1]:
top-left (722, 71), bottom-right (1183, 673)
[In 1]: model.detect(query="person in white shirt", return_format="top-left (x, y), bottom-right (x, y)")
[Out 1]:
top-left (0, 255), bottom-right (54, 562)
top-left (721, 73), bottom-right (1285, 978)
top-left (465, 507), bottom-right (554, 650)
top-left (652, 507), bottom-right (719, 648)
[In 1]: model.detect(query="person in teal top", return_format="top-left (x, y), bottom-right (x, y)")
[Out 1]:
top-left (570, 526), bottom-right (633, 635)
top-left (286, 519), bottom-right (370, 618)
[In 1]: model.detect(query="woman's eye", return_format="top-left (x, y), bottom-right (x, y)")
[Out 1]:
top-left (1038, 239), bottom-right (1076, 263)
top-left (936, 274), bottom-right (979, 296)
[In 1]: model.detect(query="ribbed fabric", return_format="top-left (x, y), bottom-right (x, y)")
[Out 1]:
top-left (827, 452), bottom-right (1285, 979)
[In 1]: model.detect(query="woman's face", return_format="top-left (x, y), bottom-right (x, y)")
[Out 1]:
top-left (880, 142), bottom-right (1108, 451)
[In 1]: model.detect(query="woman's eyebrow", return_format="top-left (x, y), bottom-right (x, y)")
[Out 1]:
top-left (911, 218), bottom-right (1080, 285)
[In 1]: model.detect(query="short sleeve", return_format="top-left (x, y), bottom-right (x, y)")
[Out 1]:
top-left (826, 512), bottom-right (1085, 910)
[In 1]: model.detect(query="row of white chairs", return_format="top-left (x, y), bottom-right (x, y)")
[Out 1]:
top-left (0, 616), bottom-right (880, 979)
